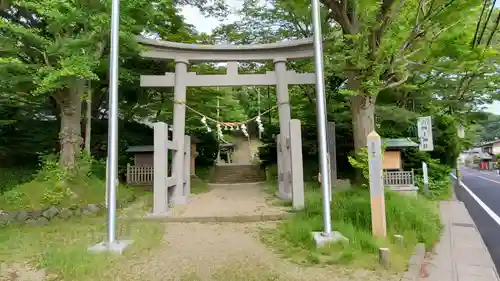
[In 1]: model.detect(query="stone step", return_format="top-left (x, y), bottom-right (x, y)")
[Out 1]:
top-left (212, 164), bottom-right (266, 184)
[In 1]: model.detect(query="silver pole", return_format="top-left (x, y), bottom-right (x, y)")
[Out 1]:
top-left (257, 88), bottom-right (261, 139)
top-left (106, 0), bottom-right (121, 245)
top-left (311, 0), bottom-right (332, 235)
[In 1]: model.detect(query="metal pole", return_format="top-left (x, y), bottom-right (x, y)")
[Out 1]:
top-left (311, 0), bottom-right (332, 235)
top-left (106, 0), bottom-right (120, 245)
top-left (258, 88), bottom-right (262, 139)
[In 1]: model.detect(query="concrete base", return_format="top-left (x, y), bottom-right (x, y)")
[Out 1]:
top-left (276, 190), bottom-right (292, 201)
top-left (88, 239), bottom-right (133, 255)
top-left (312, 231), bottom-right (348, 248)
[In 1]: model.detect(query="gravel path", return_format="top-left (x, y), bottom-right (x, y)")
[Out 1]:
top-left (117, 183), bottom-right (400, 280)
top-left (171, 183), bottom-right (286, 218)
top-left (0, 263), bottom-right (48, 281)
top-left (118, 222), bottom-right (400, 281)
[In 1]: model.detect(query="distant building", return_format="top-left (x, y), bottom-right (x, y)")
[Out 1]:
top-left (461, 144), bottom-right (495, 170)
top-left (476, 139), bottom-right (500, 155)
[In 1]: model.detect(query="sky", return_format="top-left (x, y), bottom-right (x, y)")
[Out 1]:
top-left (181, 0), bottom-right (243, 34)
top-left (180, 1), bottom-right (500, 115)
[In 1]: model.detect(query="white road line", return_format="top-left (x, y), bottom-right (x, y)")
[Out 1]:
top-left (451, 174), bottom-right (500, 226)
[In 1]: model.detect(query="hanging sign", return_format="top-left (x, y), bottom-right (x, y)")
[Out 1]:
top-left (417, 116), bottom-right (434, 151)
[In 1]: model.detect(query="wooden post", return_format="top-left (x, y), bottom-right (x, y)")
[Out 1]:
top-left (379, 248), bottom-right (390, 269)
top-left (367, 131), bottom-right (387, 237)
top-left (394, 234), bottom-right (404, 248)
top-left (289, 119), bottom-right (304, 209)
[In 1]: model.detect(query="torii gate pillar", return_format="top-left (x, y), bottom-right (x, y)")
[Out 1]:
top-left (171, 59), bottom-right (189, 204)
top-left (274, 59), bottom-right (292, 200)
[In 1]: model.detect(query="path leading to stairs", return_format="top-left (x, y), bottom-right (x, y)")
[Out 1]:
top-left (115, 183), bottom-right (400, 281)
top-left (171, 183), bottom-right (287, 220)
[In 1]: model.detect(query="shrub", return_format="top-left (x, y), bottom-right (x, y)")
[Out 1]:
top-left (412, 158), bottom-right (452, 200)
top-left (347, 148), bottom-right (370, 181)
top-left (0, 153), bottom-right (135, 211)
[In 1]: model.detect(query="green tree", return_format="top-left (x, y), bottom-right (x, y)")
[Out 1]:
top-left (0, 0), bottom-right (191, 168)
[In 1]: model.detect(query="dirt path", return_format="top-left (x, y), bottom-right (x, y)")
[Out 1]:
top-left (171, 183), bottom-right (286, 218)
top-left (0, 263), bottom-right (49, 281)
top-left (117, 183), bottom-right (400, 281)
top-left (118, 222), bottom-right (399, 281)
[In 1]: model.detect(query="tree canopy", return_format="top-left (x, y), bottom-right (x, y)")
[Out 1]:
top-left (0, 0), bottom-right (499, 180)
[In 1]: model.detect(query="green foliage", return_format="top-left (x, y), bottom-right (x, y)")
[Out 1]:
top-left (419, 159), bottom-right (452, 200)
top-left (348, 143), bottom-right (387, 184)
top-left (0, 154), bottom-right (135, 211)
top-left (263, 188), bottom-right (442, 268)
top-left (0, 168), bottom-right (35, 194)
top-left (402, 148), bottom-right (453, 200)
top-left (348, 148), bottom-right (370, 182)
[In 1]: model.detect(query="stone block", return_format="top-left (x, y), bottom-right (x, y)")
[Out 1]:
top-left (27, 210), bottom-right (42, 219)
top-left (42, 206), bottom-right (59, 219)
top-left (16, 211), bottom-right (28, 222)
top-left (0, 211), bottom-right (13, 224)
top-left (86, 204), bottom-right (100, 213)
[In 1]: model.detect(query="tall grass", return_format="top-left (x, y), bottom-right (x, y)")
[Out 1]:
top-left (262, 188), bottom-right (442, 270)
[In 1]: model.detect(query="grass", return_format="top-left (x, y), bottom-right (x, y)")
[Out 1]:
top-left (0, 214), bottom-right (164, 281)
top-left (0, 175), bottom-right (139, 211)
top-left (261, 185), bottom-right (442, 272)
top-left (191, 177), bottom-right (210, 194)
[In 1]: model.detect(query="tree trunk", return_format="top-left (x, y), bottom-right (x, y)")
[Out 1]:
top-left (351, 93), bottom-right (376, 152)
top-left (84, 81), bottom-right (92, 155)
top-left (56, 79), bottom-right (84, 168)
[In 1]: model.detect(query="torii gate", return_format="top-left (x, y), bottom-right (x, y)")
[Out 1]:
top-left (137, 36), bottom-right (318, 213)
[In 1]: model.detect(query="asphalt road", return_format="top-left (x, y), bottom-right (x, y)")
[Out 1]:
top-left (455, 167), bottom-right (500, 273)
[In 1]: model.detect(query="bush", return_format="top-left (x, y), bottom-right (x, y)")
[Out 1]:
top-left (263, 188), bottom-right (442, 269)
top-left (411, 158), bottom-right (452, 200)
top-left (0, 153), bottom-right (136, 211)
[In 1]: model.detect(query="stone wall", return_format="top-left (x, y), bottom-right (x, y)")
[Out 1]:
top-left (0, 195), bottom-right (136, 227)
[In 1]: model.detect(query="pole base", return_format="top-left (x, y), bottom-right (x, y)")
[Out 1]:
top-left (88, 239), bottom-right (133, 255)
top-left (312, 231), bottom-right (347, 248)
top-left (276, 190), bottom-right (292, 201)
